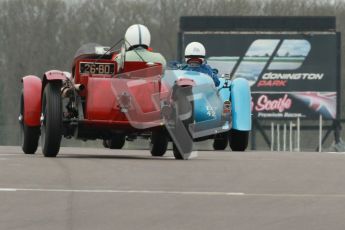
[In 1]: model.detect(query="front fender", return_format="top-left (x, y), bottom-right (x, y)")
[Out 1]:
top-left (231, 78), bottom-right (252, 131)
top-left (44, 70), bottom-right (68, 81)
top-left (22, 75), bottom-right (42, 126)
top-left (42, 70), bottom-right (67, 89)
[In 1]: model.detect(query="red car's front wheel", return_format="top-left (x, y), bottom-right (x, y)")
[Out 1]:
top-left (41, 81), bottom-right (62, 157)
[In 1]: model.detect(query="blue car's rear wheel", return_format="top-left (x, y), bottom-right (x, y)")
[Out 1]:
top-left (213, 132), bottom-right (229, 150)
top-left (229, 129), bottom-right (249, 151)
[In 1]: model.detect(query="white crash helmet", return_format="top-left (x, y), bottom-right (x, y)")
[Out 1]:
top-left (184, 42), bottom-right (206, 62)
top-left (124, 24), bottom-right (151, 50)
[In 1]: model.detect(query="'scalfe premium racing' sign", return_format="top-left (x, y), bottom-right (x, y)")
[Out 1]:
top-left (183, 32), bottom-right (339, 119)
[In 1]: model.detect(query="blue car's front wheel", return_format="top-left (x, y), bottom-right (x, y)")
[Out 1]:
top-left (229, 129), bottom-right (249, 151)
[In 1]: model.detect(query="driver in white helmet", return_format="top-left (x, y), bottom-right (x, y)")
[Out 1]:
top-left (174, 42), bottom-right (220, 87)
top-left (115, 24), bottom-right (166, 69)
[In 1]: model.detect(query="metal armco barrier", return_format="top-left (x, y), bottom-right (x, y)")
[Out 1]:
top-left (271, 117), bottom-right (300, 152)
top-left (271, 115), bottom-right (323, 152)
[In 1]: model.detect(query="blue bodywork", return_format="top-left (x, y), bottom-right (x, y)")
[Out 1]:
top-left (230, 78), bottom-right (252, 131)
top-left (162, 69), bottom-right (252, 138)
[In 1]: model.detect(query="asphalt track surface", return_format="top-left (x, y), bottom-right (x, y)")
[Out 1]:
top-left (1, 146), bottom-right (345, 230)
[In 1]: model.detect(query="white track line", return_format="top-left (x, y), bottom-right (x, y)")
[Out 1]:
top-left (0, 188), bottom-right (17, 192)
top-left (1, 188), bottom-right (345, 198)
top-left (0, 188), bottom-right (244, 196)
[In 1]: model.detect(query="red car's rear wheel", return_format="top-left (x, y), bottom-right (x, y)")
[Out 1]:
top-left (41, 81), bottom-right (62, 157)
top-left (20, 93), bottom-right (40, 154)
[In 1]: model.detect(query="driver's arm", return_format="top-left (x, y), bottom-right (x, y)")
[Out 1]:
top-left (206, 65), bottom-right (220, 87)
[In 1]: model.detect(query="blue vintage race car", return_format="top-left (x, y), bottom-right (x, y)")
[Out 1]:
top-left (150, 68), bottom-right (252, 159)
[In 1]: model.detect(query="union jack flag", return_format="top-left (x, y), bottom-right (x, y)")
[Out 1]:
top-left (292, 92), bottom-right (336, 119)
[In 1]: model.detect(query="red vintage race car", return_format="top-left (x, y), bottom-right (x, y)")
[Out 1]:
top-left (19, 43), bottom-right (193, 159)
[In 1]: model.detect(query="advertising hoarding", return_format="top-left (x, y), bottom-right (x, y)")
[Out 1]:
top-left (182, 32), bottom-right (339, 120)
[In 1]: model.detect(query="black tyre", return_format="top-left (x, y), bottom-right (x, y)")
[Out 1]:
top-left (150, 130), bottom-right (168, 157)
top-left (171, 86), bottom-right (194, 160)
top-left (107, 134), bottom-right (126, 149)
top-left (41, 81), bottom-right (62, 157)
top-left (20, 93), bottom-right (40, 154)
top-left (213, 132), bottom-right (229, 150)
top-left (229, 129), bottom-right (249, 151)
top-left (102, 139), bottom-right (109, 148)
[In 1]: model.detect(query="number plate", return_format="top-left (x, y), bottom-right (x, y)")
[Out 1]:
top-left (79, 62), bottom-right (115, 75)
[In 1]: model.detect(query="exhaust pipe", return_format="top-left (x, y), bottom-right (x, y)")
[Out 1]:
top-left (74, 84), bottom-right (85, 91)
